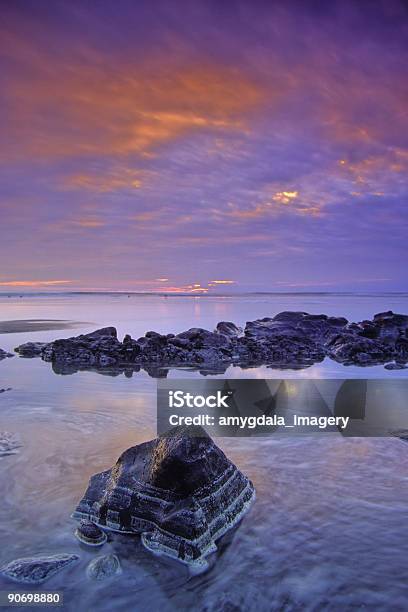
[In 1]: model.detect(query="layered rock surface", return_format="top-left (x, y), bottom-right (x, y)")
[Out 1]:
top-left (73, 425), bottom-right (255, 571)
top-left (14, 311), bottom-right (408, 374)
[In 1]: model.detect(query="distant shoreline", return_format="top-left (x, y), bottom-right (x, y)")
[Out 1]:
top-left (1, 291), bottom-right (408, 298)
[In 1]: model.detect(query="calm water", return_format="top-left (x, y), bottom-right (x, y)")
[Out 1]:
top-left (0, 293), bottom-right (408, 611)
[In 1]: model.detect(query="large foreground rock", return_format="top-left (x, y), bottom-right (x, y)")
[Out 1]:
top-left (14, 311), bottom-right (408, 374)
top-left (73, 425), bottom-right (255, 572)
top-left (0, 553), bottom-right (79, 584)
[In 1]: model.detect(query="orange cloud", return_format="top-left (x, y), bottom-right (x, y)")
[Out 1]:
top-left (222, 189), bottom-right (323, 221)
top-left (335, 149), bottom-right (408, 197)
top-left (64, 169), bottom-right (144, 192)
top-left (338, 149), bottom-right (408, 181)
top-left (72, 217), bottom-right (106, 228)
top-left (0, 30), bottom-right (263, 161)
top-left (272, 191), bottom-right (299, 204)
top-left (47, 213), bottom-right (107, 232)
top-left (128, 211), bottom-right (161, 223)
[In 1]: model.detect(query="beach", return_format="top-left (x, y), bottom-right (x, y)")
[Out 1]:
top-left (1, 292), bottom-right (408, 610)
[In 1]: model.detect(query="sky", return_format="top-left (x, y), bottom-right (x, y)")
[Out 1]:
top-left (0, 0), bottom-right (407, 293)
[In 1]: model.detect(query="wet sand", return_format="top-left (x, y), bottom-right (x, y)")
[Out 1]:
top-left (0, 319), bottom-right (90, 334)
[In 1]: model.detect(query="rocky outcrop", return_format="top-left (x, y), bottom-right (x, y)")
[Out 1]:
top-left (324, 311), bottom-right (408, 367)
top-left (73, 425), bottom-right (255, 572)
top-left (0, 553), bottom-right (79, 584)
top-left (14, 311), bottom-right (408, 374)
top-left (12, 342), bottom-right (47, 357)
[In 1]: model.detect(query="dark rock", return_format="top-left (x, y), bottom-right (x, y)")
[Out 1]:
top-left (326, 333), bottom-right (394, 365)
top-left (0, 349), bottom-right (13, 360)
top-left (75, 520), bottom-right (107, 546)
top-left (373, 311), bottom-right (408, 326)
top-left (85, 327), bottom-right (118, 338)
top-left (372, 312), bottom-right (408, 345)
top-left (384, 362), bottom-right (408, 370)
top-left (245, 313), bottom-right (348, 346)
top-left (73, 425), bottom-right (255, 572)
top-left (119, 338), bottom-right (142, 361)
top-left (15, 342), bottom-right (48, 357)
top-left (272, 311), bottom-right (308, 321)
top-left (328, 316), bottom-right (349, 327)
top-left (357, 321), bottom-right (379, 339)
top-left (177, 328), bottom-right (230, 348)
top-left (0, 553), bottom-right (79, 584)
top-left (167, 336), bottom-right (191, 349)
top-left (42, 327), bottom-right (122, 366)
top-left (86, 554), bottom-right (121, 580)
top-left (241, 316), bottom-right (325, 367)
top-left (14, 310), bottom-right (408, 374)
top-left (215, 321), bottom-right (242, 337)
top-left (145, 331), bottom-right (164, 339)
top-left (394, 338), bottom-right (408, 361)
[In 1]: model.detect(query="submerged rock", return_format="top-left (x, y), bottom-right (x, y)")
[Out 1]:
top-left (73, 425), bottom-right (255, 572)
top-left (0, 553), bottom-right (79, 584)
top-left (75, 520), bottom-right (107, 546)
top-left (0, 432), bottom-right (22, 457)
top-left (86, 554), bottom-right (121, 580)
top-left (0, 348), bottom-right (13, 360)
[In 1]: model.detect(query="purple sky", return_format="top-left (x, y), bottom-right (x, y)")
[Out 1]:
top-left (0, 0), bottom-right (407, 292)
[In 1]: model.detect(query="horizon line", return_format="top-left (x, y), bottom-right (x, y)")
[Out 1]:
top-left (0, 290), bottom-right (407, 297)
